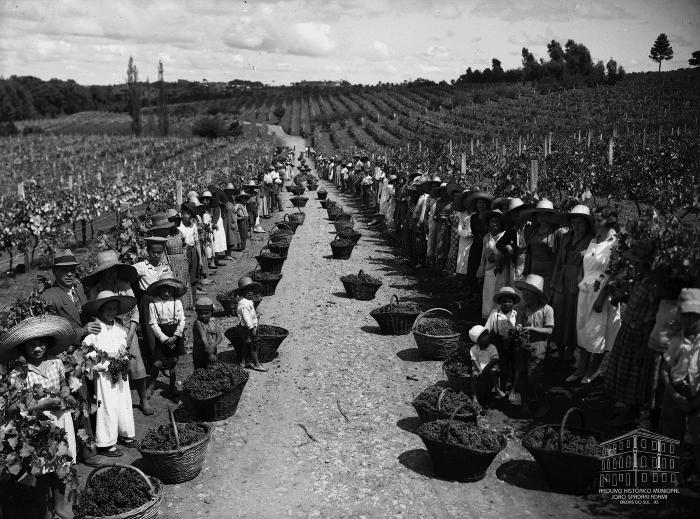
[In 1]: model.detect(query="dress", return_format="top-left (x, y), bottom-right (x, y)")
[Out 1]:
top-left (193, 319), bottom-right (219, 370)
top-left (224, 201), bottom-right (242, 251)
top-left (605, 278), bottom-right (658, 406)
top-left (166, 232), bottom-right (193, 310)
top-left (551, 231), bottom-right (592, 346)
top-left (455, 211), bottom-right (474, 275)
top-left (576, 234), bottom-right (622, 354)
top-left (444, 210), bottom-right (460, 275)
top-left (524, 225), bottom-right (561, 294)
top-left (478, 231), bottom-right (509, 319)
top-left (211, 207), bottom-right (227, 255)
top-left (84, 321), bottom-right (135, 448)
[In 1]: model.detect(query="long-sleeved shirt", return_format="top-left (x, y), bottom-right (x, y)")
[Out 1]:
top-left (413, 193), bottom-right (429, 226)
top-left (133, 260), bottom-right (171, 291)
top-left (237, 297), bottom-right (258, 329)
top-left (664, 333), bottom-right (700, 396)
top-left (148, 297), bottom-right (186, 342)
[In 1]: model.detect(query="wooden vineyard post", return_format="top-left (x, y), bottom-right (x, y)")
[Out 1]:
top-left (97, 169), bottom-right (102, 187)
top-left (529, 160), bottom-right (538, 193)
top-left (205, 171), bottom-right (212, 184)
top-left (17, 182), bottom-right (25, 200)
top-left (419, 141), bottom-right (422, 152)
top-left (548, 131), bottom-right (552, 154)
top-left (543, 135), bottom-right (548, 158)
top-left (470, 137), bottom-right (474, 156)
top-left (461, 152), bottom-right (466, 177)
top-left (68, 175), bottom-right (73, 191)
top-left (643, 128), bottom-right (647, 148)
top-left (176, 180), bottom-right (183, 206)
top-left (608, 136), bottom-right (614, 166)
top-left (658, 125), bottom-right (662, 145)
top-left (449, 139), bottom-right (453, 155)
top-left (587, 129), bottom-right (591, 148)
top-left (116, 169), bottom-right (123, 186)
top-left (518, 135), bottom-right (522, 155)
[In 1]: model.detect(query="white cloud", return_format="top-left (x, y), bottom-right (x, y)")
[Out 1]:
top-left (373, 40), bottom-right (390, 59)
top-left (425, 45), bottom-right (450, 60)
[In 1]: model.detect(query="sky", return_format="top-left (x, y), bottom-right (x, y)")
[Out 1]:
top-left (0, 0), bottom-right (698, 85)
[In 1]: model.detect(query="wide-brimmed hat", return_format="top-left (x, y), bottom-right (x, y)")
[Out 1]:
top-left (678, 288), bottom-right (700, 315)
top-left (0, 315), bottom-right (76, 361)
top-left (515, 274), bottom-right (547, 300)
top-left (195, 297), bottom-right (214, 310)
top-left (186, 191), bottom-right (199, 200)
top-left (622, 239), bottom-right (656, 265)
top-left (468, 324), bottom-right (489, 343)
top-left (522, 199), bottom-right (556, 219)
top-left (201, 190), bottom-right (213, 200)
top-left (188, 195), bottom-right (202, 207)
top-left (52, 249), bottom-right (79, 267)
top-left (564, 204), bottom-right (594, 226)
top-left (245, 180), bottom-right (259, 190)
top-left (166, 209), bottom-right (180, 221)
top-left (235, 276), bottom-right (262, 295)
top-left (429, 183), bottom-right (447, 198)
top-left (485, 209), bottom-right (505, 222)
top-left (144, 236), bottom-right (168, 247)
top-left (81, 250), bottom-right (137, 287)
top-left (145, 273), bottom-right (187, 298)
top-left (491, 197), bottom-right (511, 212)
top-left (445, 183), bottom-right (463, 200)
top-left (465, 191), bottom-right (494, 212)
top-left (180, 202), bottom-right (199, 217)
top-left (148, 213), bottom-right (171, 231)
top-left (82, 290), bottom-right (137, 318)
top-left (236, 191), bottom-right (253, 200)
top-left (493, 286), bottom-right (522, 305)
top-left (224, 183), bottom-right (236, 191)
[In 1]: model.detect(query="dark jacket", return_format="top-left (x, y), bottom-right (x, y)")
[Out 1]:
top-left (41, 281), bottom-right (88, 343)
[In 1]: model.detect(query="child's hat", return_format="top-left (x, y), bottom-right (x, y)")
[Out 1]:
top-left (148, 213), bottom-right (172, 231)
top-left (82, 290), bottom-right (137, 318)
top-left (468, 324), bottom-right (488, 343)
top-left (0, 315), bottom-right (75, 361)
top-left (166, 209), bottom-right (180, 221)
top-left (52, 249), bottom-right (80, 267)
top-left (493, 286), bottom-right (521, 305)
top-left (235, 276), bottom-right (262, 295)
top-left (515, 274), bottom-right (547, 301)
top-left (195, 297), bottom-right (214, 310)
top-left (81, 250), bottom-right (138, 287)
top-left (145, 273), bottom-right (187, 298)
top-left (678, 288), bottom-right (700, 315)
top-left (144, 236), bottom-right (168, 248)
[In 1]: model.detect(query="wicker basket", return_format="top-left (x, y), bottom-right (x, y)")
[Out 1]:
top-left (442, 345), bottom-right (474, 394)
top-left (320, 199), bottom-right (330, 209)
top-left (412, 387), bottom-right (480, 424)
top-left (266, 237), bottom-right (289, 257)
top-left (79, 464), bottom-right (163, 519)
top-left (369, 295), bottom-right (421, 335)
top-left (270, 232), bottom-right (292, 244)
top-left (138, 409), bottom-right (210, 484)
top-left (252, 265), bottom-right (282, 296)
top-left (340, 270), bottom-right (382, 300)
top-left (290, 196), bottom-right (309, 208)
top-left (225, 325), bottom-right (289, 363)
top-left (337, 229), bottom-right (361, 244)
top-left (256, 249), bottom-right (286, 274)
top-left (418, 405), bottom-right (506, 482)
top-left (522, 408), bottom-right (604, 494)
top-left (412, 308), bottom-right (461, 360)
top-left (308, 183), bottom-right (318, 191)
top-left (288, 211), bottom-right (306, 225)
top-left (290, 185), bottom-right (306, 196)
top-left (317, 190), bottom-right (328, 201)
top-left (330, 236), bottom-right (355, 260)
top-left (188, 362), bottom-right (249, 422)
top-left (285, 185), bottom-right (294, 193)
top-left (275, 221), bottom-right (299, 234)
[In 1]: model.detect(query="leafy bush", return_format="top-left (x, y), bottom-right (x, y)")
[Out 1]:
top-left (22, 125), bottom-right (44, 135)
top-left (191, 116), bottom-right (227, 138)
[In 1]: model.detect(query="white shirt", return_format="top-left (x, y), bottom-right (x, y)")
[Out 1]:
top-left (237, 297), bottom-right (258, 329)
top-left (373, 167), bottom-right (385, 181)
top-left (470, 343), bottom-right (499, 372)
top-left (263, 172), bottom-right (273, 184)
top-left (83, 320), bottom-right (129, 371)
top-left (148, 297), bottom-right (186, 341)
top-left (485, 308), bottom-right (517, 338)
top-left (134, 260), bottom-right (172, 291)
top-left (178, 223), bottom-right (199, 246)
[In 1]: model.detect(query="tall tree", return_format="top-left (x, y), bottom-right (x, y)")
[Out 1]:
top-left (157, 60), bottom-right (169, 137)
top-left (547, 40), bottom-right (565, 62)
top-left (689, 50), bottom-right (700, 68)
top-left (126, 56), bottom-right (141, 136)
top-left (649, 33), bottom-right (673, 71)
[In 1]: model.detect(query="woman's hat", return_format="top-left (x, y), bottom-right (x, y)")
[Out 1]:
top-left (522, 199), bottom-right (556, 219)
top-left (201, 190), bottom-right (213, 200)
top-left (82, 290), bottom-right (137, 318)
top-left (235, 276), bottom-right (262, 295)
top-left (0, 315), bottom-right (76, 361)
top-left (491, 197), bottom-right (511, 212)
top-left (236, 191), bottom-right (252, 200)
top-left (565, 204), bottom-right (594, 226)
top-left (515, 274), bottom-right (547, 301)
top-left (245, 180), bottom-right (259, 190)
top-left (224, 183), bottom-right (236, 192)
top-left (195, 297), bottom-right (214, 310)
top-left (148, 213), bottom-right (172, 231)
top-left (485, 209), bottom-right (505, 222)
top-left (145, 273), bottom-right (188, 298)
top-left (465, 191), bottom-right (494, 212)
top-left (493, 286), bottom-right (522, 305)
top-left (180, 202), bottom-right (199, 216)
top-left (468, 324), bottom-right (488, 343)
top-left (188, 195), bottom-right (203, 207)
top-left (186, 191), bottom-right (199, 200)
top-left (52, 249), bottom-right (79, 267)
top-left (81, 250), bottom-right (138, 287)
top-left (445, 183), bottom-right (463, 200)
top-left (166, 209), bottom-right (180, 221)
top-left (678, 288), bottom-right (700, 315)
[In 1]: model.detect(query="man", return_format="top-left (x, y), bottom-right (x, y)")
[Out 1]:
top-left (271, 164), bottom-right (284, 212)
top-left (373, 163), bottom-right (386, 206)
top-left (341, 163), bottom-right (351, 193)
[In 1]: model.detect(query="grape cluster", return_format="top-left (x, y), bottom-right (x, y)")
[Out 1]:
top-left (414, 317), bottom-right (460, 336)
top-left (73, 467), bottom-right (152, 518)
top-left (183, 362), bottom-right (248, 401)
top-left (139, 422), bottom-right (208, 451)
top-left (418, 420), bottom-right (505, 452)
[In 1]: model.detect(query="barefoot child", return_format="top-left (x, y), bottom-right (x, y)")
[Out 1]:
top-left (514, 274), bottom-right (554, 418)
top-left (82, 290), bottom-right (138, 457)
top-left (192, 297), bottom-right (222, 370)
top-left (469, 325), bottom-right (505, 405)
top-left (485, 287), bottom-right (520, 394)
top-left (147, 273), bottom-right (187, 397)
top-left (236, 276), bottom-right (267, 372)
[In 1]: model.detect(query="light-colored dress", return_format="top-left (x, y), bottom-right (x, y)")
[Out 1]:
top-left (212, 210), bottom-right (227, 255)
top-left (455, 210), bottom-right (474, 275)
top-left (84, 321), bottom-right (136, 448)
top-left (576, 234), bottom-right (622, 354)
top-left (478, 230), bottom-right (508, 319)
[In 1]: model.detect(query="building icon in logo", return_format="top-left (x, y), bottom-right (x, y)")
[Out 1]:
top-left (599, 428), bottom-right (680, 488)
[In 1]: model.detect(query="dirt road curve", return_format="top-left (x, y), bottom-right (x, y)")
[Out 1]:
top-left (164, 128), bottom-right (604, 519)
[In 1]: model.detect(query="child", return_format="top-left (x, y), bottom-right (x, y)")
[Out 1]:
top-left (485, 286), bottom-right (520, 393)
top-left (146, 273), bottom-right (187, 397)
top-left (82, 290), bottom-right (138, 457)
top-left (514, 274), bottom-right (554, 418)
top-left (236, 276), bottom-right (267, 372)
top-left (469, 324), bottom-right (504, 405)
top-left (661, 288), bottom-right (700, 482)
top-left (192, 297), bottom-right (223, 370)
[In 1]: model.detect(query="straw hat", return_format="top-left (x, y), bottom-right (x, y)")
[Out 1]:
top-left (82, 290), bottom-right (137, 318)
top-left (235, 276), bottom-right (262, 295)
top-left (491, 197), bottom-right (511, 212)
top-left (245, 180), bottom-right (259, 190)
top-left (52, 249), bottom-right (79, 267)
top-left (224, 183), bottom-right (236, 191)
top-left (201, 190), bottom-right (213, 200)
top-left (0, 315), bottom-right (76, 361)
top-left (186, 191), bottom-right (199, 199)
top-left (493, 286), bottom-right (521, 305)
top-left (522, 199), bottom-right (556, 219)
top-left (81, 250), bottom-right (137, 287)
top-left (678, 288), bottom-right (700, 315)
top-left (180, 202), bottom-right (199, 217)
top-left (485, 209), bottom-right (505, 222)
top-left (468, 324), bottom-right (488, 343)
top-left (145, 273), bottom-right (187, 298)
top-left (515, 274), bottom-right (547, 300)
top-left (144, 236), bottom-right (168, 247)
top-left (166, 209), bottom-right (180, 221)
top-left (188, 195), bottom-right (202, 207)
top-left (565, 204), bottom-right (594, 226)
top-left (195, 297), bottom-right (214, 310)
top-left (148, 213), bottom-right (171, 231)
top-left (465, 191), bottom-right (494, 212)
top-left (236, 191), bottom-right (253, 200)
top-left (445, 182), bottom-right (463, 200)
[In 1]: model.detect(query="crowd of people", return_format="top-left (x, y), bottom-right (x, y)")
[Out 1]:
top-left (315, 152), bottom-right (700, 482)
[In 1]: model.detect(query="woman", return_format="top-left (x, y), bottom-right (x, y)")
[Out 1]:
top-left (569, 206), bottom-right (621, 384)
top-left (550, 205), bottom-right (594, 363)
top-left (444, 186), bottom-right (463, 276)
top-left (201, 190), bottom-right (227, 268)
top-left (499, 197), bottom-right (530, 287)
top-left (466, 191), bottom-right (493, 289)
top-left (83, 250), bottom-right (152, 415)
top-left (223, 183), bottom-right (242, 254)
top-left (477, 209), bottom-right (508, 319)
top-left (165, 209), bottom-right (194, 311)
top-left (455, 189), bottom-right (475, 283)
top-left (179, 202), bottom-right (204, 298)
top-left (523, 199), bottom-right (564, 295)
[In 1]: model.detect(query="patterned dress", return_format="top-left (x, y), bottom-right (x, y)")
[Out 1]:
top-left (166, 232), bottom-right (193, 310)
top-left (444, 210), bottom-right (460, 275)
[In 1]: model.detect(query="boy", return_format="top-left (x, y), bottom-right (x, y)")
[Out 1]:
top-left (661, 288), bottom-right (700, 483)
top-left (514, 274), bottom-right (554, 418)
top-left (192, 297), bottom-right (223, 370)
top-left (469, 324), bottom-right (504, 405)
top-left (486, 286), bottom-right (520, 394)
top-left (236, 276), bottom-right (267, 372)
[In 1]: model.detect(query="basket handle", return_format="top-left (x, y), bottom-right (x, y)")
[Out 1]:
top-left (412, 307), bottom-right (454, 330)
top-left (86, 463), bottom-right (156, 495)
top-left (389, 294), bottom-right (400, 308)
top-left (441, 403), bottom-right (478, 443)
top-left (436, 388), bottom-right (449, 412)
top-left (216, 360), bottom-right (237, 385)
top-left (168, 406), bottom-right (182, 452)
top-left (284, 213), bottom-right (290, 221)
top-left (558, 407), bottom-right (585, 453)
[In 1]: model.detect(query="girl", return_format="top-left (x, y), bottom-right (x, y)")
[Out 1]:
top-left (236, 276), bottom-right (267, 372)
top-left (223, 183), bottom-right (243, 255)
top-left (235, 192), bottom-right (252, 251)
top-left (522, 200), bottom-right (564, 295)
top-left (82, 290), bottom-right (137, 457)
top-left (468, 325), bottom-right (503, 404)
top-left (201, 190), bottom-right (228, 268)
top-left (192, 297), bottom-right (223, 370)
top-left (485, 287), bottom-right (520, 393)
top-left (165, 209), bottom-right (194, 311)
top-left (146, 273), bottom-right (187, 397)
top-left (477, 209), bottom-right (508, 319)
top-left (179, 202), bottom-right (205, 298)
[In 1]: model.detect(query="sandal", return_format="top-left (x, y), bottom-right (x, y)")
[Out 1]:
top-left (250, 365), bottom-right (268, 372)
top-left (98, 446), bottom-right (123, 457)
top-left (119, 437), bottom-right (137, 447)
